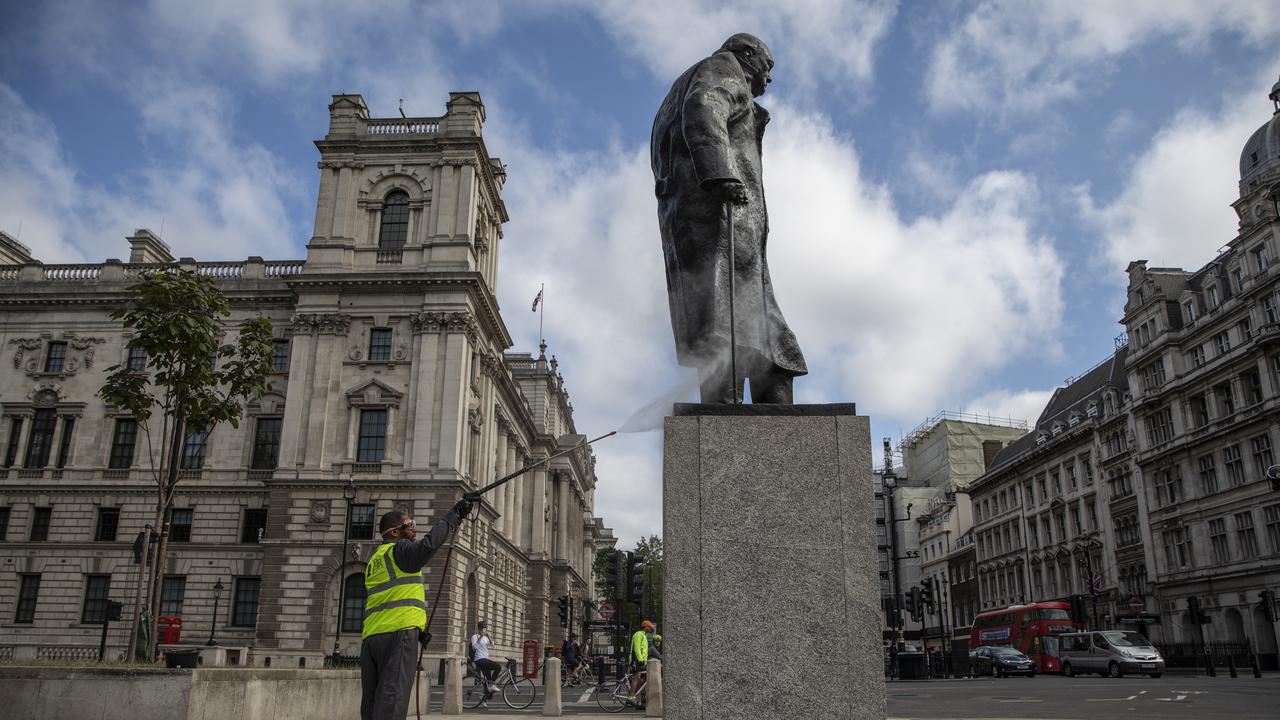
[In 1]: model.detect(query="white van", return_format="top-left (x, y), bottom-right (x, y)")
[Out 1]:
top-left (1057, 631), bottom-right (1164, 678)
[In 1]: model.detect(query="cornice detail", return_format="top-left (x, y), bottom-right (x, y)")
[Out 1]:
top-left (290, 312), bottom-right (352, 335)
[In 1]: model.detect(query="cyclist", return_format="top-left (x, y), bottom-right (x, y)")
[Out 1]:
top-left (628, 620), bottom-right (657, 702)
top-left (470, 620), bottom-right (500, 698)
top-left (561, 633), bottom-right (584, 685)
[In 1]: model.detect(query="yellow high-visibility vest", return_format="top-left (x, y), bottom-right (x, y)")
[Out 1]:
top-left (362, 542), bottom-right (426, 639)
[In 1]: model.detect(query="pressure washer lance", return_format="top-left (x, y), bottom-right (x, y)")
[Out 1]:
top-left (415, 428), bottom-right (618, 718)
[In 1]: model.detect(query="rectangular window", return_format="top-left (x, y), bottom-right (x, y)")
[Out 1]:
top-left (95, 508), bottom-right (120, 542)
top-left (81, 575), bottom-right (111, 623)
top-left (1265, 505), bottom-right (1280, 554)
top-left (1140, 360), bottom-right (1166, 390)
top-left (1207, 285), bottom-right (1220, 308)
top-left (1184, 301), bottom-right (1197, 324)
top-left (241, 508), bottom-right (268, 543)
top-left (1232, 267), bottom-right (1245, 292)
top-left (1252, 434), bottom-right (1274, 479)
top-left (1086, 501), bottom-right (1098, 531)
top-left (1066, 463), bottom-right (1078, 490)
top-left (1273, 354), bottom-right (1280, 391)
top-left (368, 328), bottom-right (392, 362)
top-left (1052, 471), bottom-right (1062, 496)
top-left (1190, 394), bottom-right (1210, 427)
top-left (1163, 527), bottom-right (1194, 569)
top-left (0, 506), bottom-right (9, 540)
top-left (1209, 518), bottom-right (1230, 564)
top-left (1144, 407), bottom-right (1175, 446)
top-left (1244, 370), bottom-right (1264, 405)
top-left (251, 418), bottom-right (282, 470)
top-left (349, 503), bottom-right (375, 540)
top-left (108, 419), bottom-right (138, 469)
top-left (180, 424), bottom-right (209, 470)
top-left (1215, 331), bottom-right (1231, 356)
top-left (169, 508), bottom-right (193, 543)
top-left (357, 409), bottom-right (387, 462)
top-left (160, 576), bottom-right (186, 616)
top-left (30, 507), bottom-right (51, 541)
top-left (1070, 507), bottom-right (1082, 536)
top-left (1235, 512), bottom-right (1260, 559)
top-left (4, 417), bottom-right (22, 467)
top-left (1253, 243), bottom-right (1272, 273)
top-left (1190, 345), bottom-right (1205, 368)
top-left (55, 418), bottom-right (74, 468)
top-left (231, 577), bottom-right (261, 627)
top-left (1198, 454), bottom-right (1218, 495)
top-left (1215, 382), bottom-right (1236, 418)
top-left (1155, 467), bottom-right (1182, 506)
top-left (24, 408), bottom-right (57, 468)
top-left (44, 341), bottom-right (66, 372)
top-left (127, 347), bottom-right (147, 372)
top-left (14, 574), bottom-right (40, 623)
top-left (1239, 317), bottom-right (1254, 342)
top-left (271, 339), bottom-right (290, 373)
top-left (1224, 444), bottom-right (1246, 486)
top-left (1265, 295), bottom-right (1279, 325)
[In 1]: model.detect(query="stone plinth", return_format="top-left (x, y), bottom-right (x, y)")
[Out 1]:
top-left (664, 404), bottom-right (885, 720)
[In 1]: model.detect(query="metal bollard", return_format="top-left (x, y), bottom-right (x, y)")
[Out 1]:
top-left (594, 656), bottom-right (605, 686)
top-left (1205, 650), bottom-right (1216, 677)
top-left (1251, 654), bottom-right (1263, 678)
top-left (1228, 655), bottom-right (1238, 678)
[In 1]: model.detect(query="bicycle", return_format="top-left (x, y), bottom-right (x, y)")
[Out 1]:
top-left (463, 657), bottom-right (537, 710)
top-left (562, 658), bottom-right (596, 688)
top-left (594, 668), bottom-right (646, 713)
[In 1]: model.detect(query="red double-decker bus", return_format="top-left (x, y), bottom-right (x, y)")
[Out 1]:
top-left (969, 602), bottom-right (1081, 673)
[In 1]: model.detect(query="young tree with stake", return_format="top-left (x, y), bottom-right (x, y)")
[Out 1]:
top-left (98, 270), bottom-right (274, 662)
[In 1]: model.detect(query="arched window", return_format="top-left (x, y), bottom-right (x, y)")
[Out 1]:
top-left (341, 572), bottom-right (366, 634)
top-left (379, 191), bottom-right (410, 248)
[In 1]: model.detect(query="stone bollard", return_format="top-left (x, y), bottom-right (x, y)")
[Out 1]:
top-left (414, 663), bottom-right (434, 716)
top-left (645, 659), bottom-right (663, 717)
top-left (1251, 654), bottom-right (1263, 678)
top-left (542, 657), bottom-right (562, 716)
top-left (442, 656), bottom-right (464, 715)
top-left (1228, 655), bottom-right (1238, 678)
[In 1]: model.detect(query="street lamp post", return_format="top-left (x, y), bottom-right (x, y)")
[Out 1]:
top-left (206, 578), bottom-right (224, 646)
top-left (332, 478), bottom-right (357, 659)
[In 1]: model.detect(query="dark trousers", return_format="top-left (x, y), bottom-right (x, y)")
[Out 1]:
top-left (475, 657), bottom-right (501, 686)
top-left (360, 628), bottom-right (419, 720)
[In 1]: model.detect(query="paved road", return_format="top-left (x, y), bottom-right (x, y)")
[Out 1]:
top-left (887, 674), bottom-right (1279, 719)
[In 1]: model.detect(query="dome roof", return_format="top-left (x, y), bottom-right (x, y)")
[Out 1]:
top-left (1240, 75), bottom-right (1280, 182)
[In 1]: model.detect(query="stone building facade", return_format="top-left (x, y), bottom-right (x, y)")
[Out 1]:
top-left (1118, 80), bottom-right (1280, 660)
top-left (0, 93), bottom-right (615, 665)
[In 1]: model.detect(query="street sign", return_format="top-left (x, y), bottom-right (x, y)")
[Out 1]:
top-left (1128, 596), bottom-right (1146, 613)
top-left (598, 603), bottom-right (615, 621)
top-left (586, 621), bottom-right (621, 632)
top-left (1118, 613), bottom-right (1161, 625)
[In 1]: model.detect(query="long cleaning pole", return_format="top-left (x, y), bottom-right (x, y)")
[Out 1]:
top-left (472, 431), bottom-right (617, 497)
top-left (725, 203), bottom-right (739, 404)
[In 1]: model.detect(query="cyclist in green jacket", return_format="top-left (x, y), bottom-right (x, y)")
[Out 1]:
top-left (629, 620), bottom-right (658, 701)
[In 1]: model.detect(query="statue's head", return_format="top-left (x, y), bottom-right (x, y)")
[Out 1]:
top-left (719, 33), bottom-right (773, 97)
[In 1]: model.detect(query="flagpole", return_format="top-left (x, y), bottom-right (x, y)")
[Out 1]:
top-left (538, 282), bottom-right (545, 348)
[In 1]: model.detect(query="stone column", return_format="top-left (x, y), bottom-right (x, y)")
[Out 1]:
top-left (493, 431), bottom-right (509, 533)
top-left (512, 452), bottom-right (525, 549)
top-left (505, 440), bottom-right (518, 541)
top-left (556, 473), bottom-right (570, 561)
top-left (531, 468), bottom-right (549, 555)
top-left (663, 404), bottom-right (884, 720)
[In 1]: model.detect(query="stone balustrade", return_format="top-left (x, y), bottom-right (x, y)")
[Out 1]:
top-left (0, 257), bottom-right (307, 284)
top-left (366, 117), bottom-right (441, 134)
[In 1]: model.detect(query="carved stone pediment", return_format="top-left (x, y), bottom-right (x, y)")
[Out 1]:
top-left (344, 378), bottom-right (403, 408)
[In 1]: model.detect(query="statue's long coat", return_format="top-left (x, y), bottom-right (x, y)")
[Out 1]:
top-left (651, 50), bottom-right (807, 376)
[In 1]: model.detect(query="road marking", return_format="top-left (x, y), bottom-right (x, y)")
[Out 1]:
top-left (1085, 694), bottom-right (1138, 701)
top-left (1157, 694), bottom-right (1188, 702)
top-left (576, 688), bottom-right (593, 703)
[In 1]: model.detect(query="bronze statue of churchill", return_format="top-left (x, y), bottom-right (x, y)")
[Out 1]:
top-left (651, 33), bottom-right (807, 404)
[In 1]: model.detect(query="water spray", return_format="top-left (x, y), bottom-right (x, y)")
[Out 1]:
top-left (468, 430), bottom-right (618, 498)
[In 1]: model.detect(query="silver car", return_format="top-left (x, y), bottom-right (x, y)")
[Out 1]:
top-left (1058, 631), bottom-right (1164, 678)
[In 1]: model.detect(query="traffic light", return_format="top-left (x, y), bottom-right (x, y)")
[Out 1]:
top-left (605, 550), bottom-right (624, 597)
top-left (919, 580), bottom-right (935, 613)
top-left (626, 551), bottom-right (644, 605)
top-left (905, 587), bottom-right (921, 622)
top-left (1187, 596), bottom-right (1211, 625)
top-left (1259, 590), bottom-right (1276, 622)
top-left (558, 596), bottom-right (570, 628)
top-left (1069, 594), bottom-right (1088, 627)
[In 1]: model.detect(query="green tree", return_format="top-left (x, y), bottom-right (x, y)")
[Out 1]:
top-left (98, 270), bottom-right (274, 662)
top-left (634, 535), bottom-right (664, 630)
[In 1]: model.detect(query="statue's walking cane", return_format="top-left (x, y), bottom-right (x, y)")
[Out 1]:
top-left (724, 202), bottom-right (740, 404)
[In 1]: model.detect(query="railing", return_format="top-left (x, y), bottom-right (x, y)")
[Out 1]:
top-left (197, 262), bottom-right (244, 278)
top-left (247, 469), bottom-right (273, 480)
top-left (351, 463), bottom-right (382, 475)
top-left (177, 469), bottom-right (203, 481)
top-left (0, 266), bottom-right (20, 281)
top-left (0, 646), bottom-right (13, 661)
top-left (43, 264), bottom-right (101, 281)
top-left (37, 646), bottom-right (99, 661)
top-left (367, 118), bottom-right (440, 135)
top-left (376, 248), bottom-right (404, 265)
top-left (264, 260), bottom-right (304, 277)
top-left (17, 469), bottom-right (44, 479)
top-left (1155, 641), bottom-right (1252, 668)
top-left (103, 469), bottom-right (130, 480)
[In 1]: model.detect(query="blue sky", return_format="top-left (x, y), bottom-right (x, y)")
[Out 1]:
top-left (3, 1), bottom-right (1279, 545)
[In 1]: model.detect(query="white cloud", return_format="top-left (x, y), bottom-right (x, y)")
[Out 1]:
top-left (927, 0), bottom-right (1280, 116)
top-left (491, 103), bottom-right (1064, 543)
top-left (964, 388), bottom-right (1056, 428)
top-left (570, 0), bottom-right (898, 99)
top-left (1080, 64), bottom-right (1280, 277)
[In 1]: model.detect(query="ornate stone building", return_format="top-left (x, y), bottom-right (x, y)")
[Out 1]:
top-left (1118, 79), bottom-right (1280, 662)
top-left (0, 93), bottom-right (615, 665)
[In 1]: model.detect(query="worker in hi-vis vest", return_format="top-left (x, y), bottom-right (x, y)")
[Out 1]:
top-left (360, 498), bottom-right (475, 720)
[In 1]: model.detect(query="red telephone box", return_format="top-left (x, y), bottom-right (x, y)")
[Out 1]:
top-left (158, 615), bottom-right (183, 644)
top-left (522, 640), bottom-right (541, 678)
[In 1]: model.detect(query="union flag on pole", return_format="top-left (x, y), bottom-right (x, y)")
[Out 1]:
top-left (531, 288), bottom-right (543, 312)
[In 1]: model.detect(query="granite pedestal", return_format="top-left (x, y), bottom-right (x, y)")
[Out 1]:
top-left (663, 404), bottom-right (885, 720)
